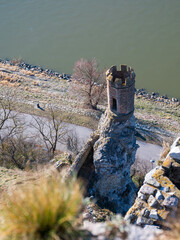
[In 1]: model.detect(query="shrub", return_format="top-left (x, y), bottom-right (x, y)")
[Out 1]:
top-left (0, 173), bottom-right (83, 240)
top-left (0, 136), bottom-right (49, 169)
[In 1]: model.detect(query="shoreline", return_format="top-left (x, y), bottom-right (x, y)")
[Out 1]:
top-left (0, 57), bottom-right (179, 145)
top-left (1, 58), bottom-right (179, 102)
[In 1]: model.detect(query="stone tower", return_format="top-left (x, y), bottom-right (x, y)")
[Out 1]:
top-left (67, 64), bottom-right (138, 215)
top-left (91, 64), bottom-right (138, 214)
top-left (106, 65), bottom-right (135, 121)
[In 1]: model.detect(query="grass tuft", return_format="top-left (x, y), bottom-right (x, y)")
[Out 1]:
top-left (0, 172), bottom-right (83, 240)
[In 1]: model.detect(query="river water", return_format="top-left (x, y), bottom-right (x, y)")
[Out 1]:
top-left (0, 0), bottom-right (180, 98)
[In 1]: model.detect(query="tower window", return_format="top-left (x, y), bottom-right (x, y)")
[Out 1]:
top-left (112, 98), bottom-right (117, 111)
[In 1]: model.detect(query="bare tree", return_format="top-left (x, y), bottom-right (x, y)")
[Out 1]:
top-left (31, 107), bottom-right (68, 158)
top-left (0, 97), bottom-right (22, 139)
top-left (66, 130), bottom-right (80, 155)
top-left (0, 97), bottom-right (49, 169)
top-left (71, 58), bottom-right (106, 109)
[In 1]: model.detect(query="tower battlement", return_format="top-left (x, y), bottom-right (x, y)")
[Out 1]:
top-left (106, 64), bottom-right (135, 121)
top-left (106, 65), bottom-right (135, 88)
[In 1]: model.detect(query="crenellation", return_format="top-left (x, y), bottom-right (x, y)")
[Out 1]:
top-left (106, 64), bottom-right (135, 120)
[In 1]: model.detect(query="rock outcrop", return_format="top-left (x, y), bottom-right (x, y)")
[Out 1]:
top-left (90, 109), bottom-right (138, 214)
top-left (66, 108), bottom-right (138, 215)
top-left (125, 137), bottom-right (180, 227)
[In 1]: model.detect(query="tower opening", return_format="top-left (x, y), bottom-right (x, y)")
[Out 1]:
top-left (112, 98), bottom-right (117, 111)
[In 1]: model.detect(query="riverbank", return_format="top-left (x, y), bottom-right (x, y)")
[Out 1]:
top-left (0, 58), bottom-right (179, 144)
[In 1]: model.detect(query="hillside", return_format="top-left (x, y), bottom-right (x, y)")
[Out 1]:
top-left (0, 59), bottom-right (179, 143)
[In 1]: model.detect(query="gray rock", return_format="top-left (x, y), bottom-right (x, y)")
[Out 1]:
top-left (170, 137), bottom-right (180, 149)
top-left (124, 213), bottom-right (136, 222)
top-left (149, 209), bottom-right (159, 220)
top-left (163, 187), bottom-right (170, 193)
top-left (141, 208), bottom-right (150, 218)
top-left (138, 192), bottom-right (147, 201)
top-left (144, 169), bottom-right (161, 188)
top-left (92, 112), bottom-right (138, 214)
top-left (144, 177), bottom-right (161, 188)
top-left (169, 147), bottom-right (180, 162)
top-left (140, 184), bottom-right (157, 196)
top-left (148, 195), bottom-right (158, 208)
top-left (169, 137), bottom-right (180, 161)
top-left (136, 216), bottom-right (145, 226)
top-left (155, 190), bottom-right (164, 201)
top-left (162, 195), bottom-right (179, 208)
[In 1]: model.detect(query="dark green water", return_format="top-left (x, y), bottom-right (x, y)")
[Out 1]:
top-left (0, 0), bottom-right (180, 98)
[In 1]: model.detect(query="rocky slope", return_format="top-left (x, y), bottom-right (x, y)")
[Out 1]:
top-left (125, 137), bottom-right (180, 227)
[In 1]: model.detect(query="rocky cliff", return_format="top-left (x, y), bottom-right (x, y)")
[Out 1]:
top-left (66, 108), bottom-right (138, 214)
top-left (89, 109), bottom-right (138, 214)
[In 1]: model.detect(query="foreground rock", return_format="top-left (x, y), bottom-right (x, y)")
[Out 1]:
top-left (125, 137), bottom-right (180, 227)
top-left (82, 216), bottom-right (161, 240)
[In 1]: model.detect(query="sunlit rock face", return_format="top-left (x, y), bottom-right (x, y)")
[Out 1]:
top-left (91, 109), bottom-right (138, 214)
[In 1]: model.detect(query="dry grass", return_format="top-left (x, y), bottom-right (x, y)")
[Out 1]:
top-left (0, 172), bottom-right (83, 240)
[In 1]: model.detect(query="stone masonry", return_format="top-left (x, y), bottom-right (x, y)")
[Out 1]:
top-left (125, 137), bottom-right (180, 227)
top-left (106, 65), bottom-right (135, 121)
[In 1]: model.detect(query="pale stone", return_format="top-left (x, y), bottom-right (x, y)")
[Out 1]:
top-left (144, 177), bottom-right (161, 188)
top-left (144, 168), bottom-right (161, 188)
top-left (136, 216), bottom-right (154, 226)
top-left (149, 209), bottom-right (159, 220)
top-left (170, 137), bottom-right (180, 149)
top-left (144, 168), bottom-right (157, 182)
top-left (169, 147), bottom-right (180, 162)
top-left (155, 190), bottom-right (164, 201)
top-left (162, 195), bottom-right (179, 208)
top-left (140, 184), bottom-right (156, 196)
top-left (169, 137), bottom-right (180, 161)
top-left (141, 208), bottom-right (150, 218)
top-left (163, 187), bottom-right (170, 193)
top-left (148, 195), bottom-right (158, 208)
top-left (138, 192), bottom-right (147, 201)
top-left (136, 216), bottom-right (145, 226)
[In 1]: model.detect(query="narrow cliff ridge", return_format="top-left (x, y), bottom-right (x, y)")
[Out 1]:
top-left (125, 137), bottom-right (180, 227)
top-left (89, 109), bottom-right (138, 214)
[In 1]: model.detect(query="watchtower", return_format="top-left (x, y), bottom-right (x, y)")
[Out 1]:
top-left (106, 64), bottom-right (135, 121)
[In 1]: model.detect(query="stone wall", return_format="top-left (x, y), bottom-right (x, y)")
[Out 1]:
top-left (125, 137), bottom-right (180, 227)
top-left (106, 65), bottom-right (135, 118)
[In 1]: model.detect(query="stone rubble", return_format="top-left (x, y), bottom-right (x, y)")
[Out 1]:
top-left (125, 137), bottom-right (180, 227)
